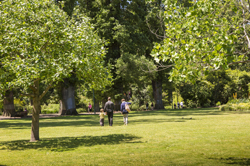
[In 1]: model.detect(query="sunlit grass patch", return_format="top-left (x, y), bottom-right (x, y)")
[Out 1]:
top-left (0, 108), bottom-right (250, 165)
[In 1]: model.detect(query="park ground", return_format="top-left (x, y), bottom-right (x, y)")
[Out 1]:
top-left (0, 108), bottom-right (250, 166)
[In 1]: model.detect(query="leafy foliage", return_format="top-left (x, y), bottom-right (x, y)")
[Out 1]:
top-left (0, 0), bottom-right (111, 92)
top-left (151, 0), bottom-right (249, 82)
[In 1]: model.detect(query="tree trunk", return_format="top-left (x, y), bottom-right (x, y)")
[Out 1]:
top-left (59, 81), bottom-right (78, 115)
top-left (114, 99), bottom-right (120, 111)
top-left (152, 80), bottom-right (164, 109)
top-left (94, 97), bottom-right (100, 112)
top-left (30, 80), bottom-right (40, 142)
top-left (102, 98), bottom-right (106, 108)
top-left (30, 97), bottom-right (33, 106)
top-left (3, 90), bottom-right (15, 117)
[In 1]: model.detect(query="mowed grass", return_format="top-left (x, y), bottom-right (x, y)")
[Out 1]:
top-left (1, 108), bottom-right (250, 166)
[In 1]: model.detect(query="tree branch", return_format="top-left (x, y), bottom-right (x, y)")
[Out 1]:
top-left (228, 60), bottom-right (250, 66)
top-left (20, 93), bottom-right (34, 97)
top-left (29, 86), bottom-right (37, 92)
top-left (240, 0), bottom-right (250, 49)
top-left (39, 83), bottom-right (52, 100)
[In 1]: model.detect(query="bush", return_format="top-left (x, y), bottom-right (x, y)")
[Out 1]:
top-left (41, 104), bottom-right (59, 114)
top-left (41, 109), bottom-right (58, 114)
top-left (220, 100), bottom-right (250, 111)
top-left (228, 106), bottom-right (236, 111)
top-left (137, 105), bottom-right (145, 111)
top-left (203, 103), bottom-right (211, 107)
top-left (219, 105), bottom-right (228, 111)
top-left (216, 101), bottom-right (221, 106)
top-left (76, 108), bottom-right (87, 113)
top-left (129, 103), bottom-right (139, 111)
top-left (228, 98), bottom-right (249, 104)
top-left (187, 100), bottom-right (197, 108)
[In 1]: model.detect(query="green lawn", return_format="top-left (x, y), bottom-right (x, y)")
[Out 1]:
top-left (1, 108), bottom-right (250, 166)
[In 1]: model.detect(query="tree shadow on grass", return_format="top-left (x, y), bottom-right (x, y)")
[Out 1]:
top-left (130, 117), bottom-right (195, 125)
top-left (210, 157), bottom-right (250, 165)
top-left (129, 108), bottom-right (224, 118)
top-left (0, 116), bottom-right (101, 129)
top-left (0, 134), bottom-right (142, 152)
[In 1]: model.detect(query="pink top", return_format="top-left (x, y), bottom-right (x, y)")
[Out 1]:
top-left (88, 104), bottom-right (92, 109)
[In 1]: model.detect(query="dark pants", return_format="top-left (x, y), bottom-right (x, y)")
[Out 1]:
top-left (107, 111), bottom-right (113, 126)
top-left (100, 118), bottom-right (104, 126)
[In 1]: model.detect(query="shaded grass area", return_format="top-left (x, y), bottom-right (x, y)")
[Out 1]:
top-left (0, 134), bottom-right (141, 152)
top-left (1, 108), bottom-right (250, 165)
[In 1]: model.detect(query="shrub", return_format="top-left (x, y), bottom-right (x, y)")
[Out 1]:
top-left (40, 104), bottom-right (59, 114)
top-left (216, 101), bottom-right (221, 106)
top-left (204, 103), bottom-right (211, 107)
top-left (130, 103), bottom-right (139, 111)
top-left (228, 106), bottom-right (236, 111)
top-left (137, 105), bottom-right (145, 111)
top-left (220, 100), bottom-right (250, 111)
top-left (76, 108), bottom-right (86, 113)
top-left (219, 105), bottom-right (228, 111)
top-left (41, 109), bottom-right (58, 114)
top-left (187, 100), bottom-right (197, 108)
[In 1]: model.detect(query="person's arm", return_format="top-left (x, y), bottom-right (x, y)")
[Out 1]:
top-left (120, 104), bottom-right (122, 112)
top-left (104, 103), bottom-right (107, 112)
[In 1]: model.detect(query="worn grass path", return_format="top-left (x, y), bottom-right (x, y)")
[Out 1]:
top-left (0, 108), bottom-right (250, 166)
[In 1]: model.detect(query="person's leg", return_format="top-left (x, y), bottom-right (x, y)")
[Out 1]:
top-left (108, 112), bottom-right (113, 126)
top-left (125, 114), bottom-right (128, 125)
top-left (107, 112), bottom-right (111, 125)
top-left (102, 118), bottom-right (104, 126)
top-left (123, 114), bottom-right (126, 125)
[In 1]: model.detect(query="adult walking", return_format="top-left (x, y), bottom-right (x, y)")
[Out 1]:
top-left (104, 97), bottom-right (114, 126)
top-left (120, 99), bottom-right (131, 125)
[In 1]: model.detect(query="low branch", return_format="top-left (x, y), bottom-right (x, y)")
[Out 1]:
top-left (20, 93), bottom-right (34, 97)
top-left (146, 19), bottom-right (167, 40)
top-left (29, 86), bottom-right (36, 92)
top-left (39, 83), bottom-right (52, 100)
top-left (228, 60), bottom-right (250, 66)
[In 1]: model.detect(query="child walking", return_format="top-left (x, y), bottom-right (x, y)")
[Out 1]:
top-left (99, 109), bottom-right (105, 126)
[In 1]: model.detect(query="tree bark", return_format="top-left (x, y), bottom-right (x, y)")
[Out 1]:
top-left (94, 97), bottom-right (100, 112)
top-left (152, 80), bottom-right (164, 109)
top-left (59, 80), bottom-right (78, 115)
top-left (102, 98), bottom-right (106, 108)
top-left (114, 99), bottom-right (120, 111)
top-left (3, 90), bottom-right (15, 117)
top-left (30, 80), bottom-right (40, 142)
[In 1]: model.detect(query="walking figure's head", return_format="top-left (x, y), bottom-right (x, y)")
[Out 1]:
top-left (108, 97), bottom-right (111, 101)
top-left (121, 99), bottom-right (125, 102)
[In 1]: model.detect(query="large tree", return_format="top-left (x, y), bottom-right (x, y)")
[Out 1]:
top-left (0, 0), bottom-right (111, 141)
top-left (151, 0), bottom-right (250, 82)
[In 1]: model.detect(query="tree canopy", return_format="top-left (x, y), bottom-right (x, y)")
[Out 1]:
top-left (151, 0), bottom-right (250, 82)
top-left (0, 0), bottom-right (111, 141)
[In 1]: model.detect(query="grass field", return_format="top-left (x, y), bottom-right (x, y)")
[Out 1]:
top-left (1, 108), bottom-right (250, 166)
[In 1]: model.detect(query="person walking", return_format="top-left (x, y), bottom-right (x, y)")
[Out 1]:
top-left (151, 102), bottom-right (154, 110)
top-left (88, 103), bottom-right (92, 113)
top-left (99, 109), bottom-right (105, 126)
top-left (120, 99), bottom-right (131, 125)
top-left (104, 97), bottom-right (114, 126)
top-left (146, 102), bottom-right (149, 111)
top-left (180, 101), bottom-right (184, 109)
